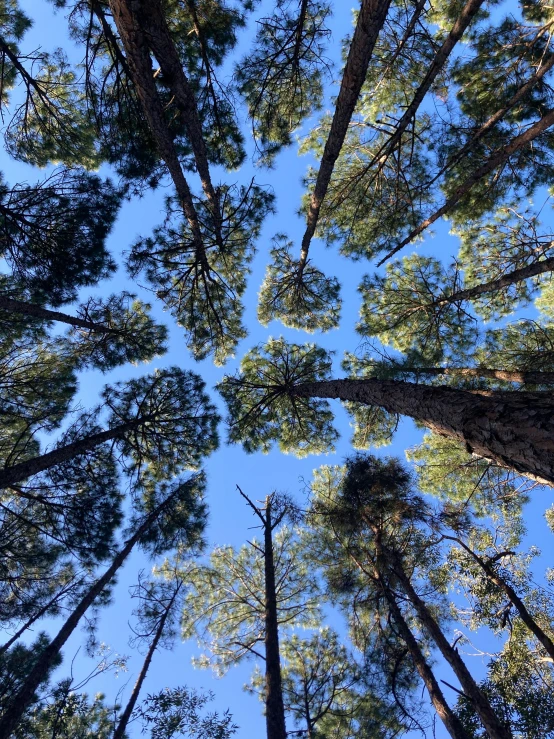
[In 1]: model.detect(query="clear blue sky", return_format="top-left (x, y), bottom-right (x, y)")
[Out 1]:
top-left (3, 1), bottom-right (554, 736)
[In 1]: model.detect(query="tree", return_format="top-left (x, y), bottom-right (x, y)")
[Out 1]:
top-left (219, 338), bottom-right (554, 485)
top-left (0, 472), bottom-right (208, 738)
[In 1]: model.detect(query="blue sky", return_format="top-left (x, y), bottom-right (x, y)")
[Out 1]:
top-left (3, 0), bottom-right (554, 736)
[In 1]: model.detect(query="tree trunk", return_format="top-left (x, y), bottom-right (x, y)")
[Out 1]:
top-left (293, 378), bottom-right (554, 485)
top-left (0, 417), bottom-right (148, 490)
top-left (450, 537), bottom-right (554, 662)
top-left (0, 294), bottom-right (121, 334)
top-left (0, 496), bottom-right (172, 739)
top-left (380, 579), bottom-right (470, 739)
top-left (108, 0), bottom-right (205, 253)
top-left (264, 498), bottom-right (287, 739)
top-left (377, 107), bottom-right (554, 265)
top-left (139, 0), bottom-right (222, 238)
top-left (112, 592), bottom-right (177, 739)
top-left (393, 561), bottom-right (512, 739)
top-left (299, 0), bottom-right (391, 270)
top-left (433, 254), bottom-right (554, 306)
top-left (371, 0), bottom-right (484, 169)
top-left (399, 366), bottom-right (554, 385)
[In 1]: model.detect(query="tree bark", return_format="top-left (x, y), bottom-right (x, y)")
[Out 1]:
top-left (380, 579), bottom-right (470, 739)
top-left (0, 294), bottom-right (122, 334)
top-left (0, 495), bottom-right (173, 739)
top-left (392, 561), bottom-right (512, 739)
top-left (108, 0), bottom-right (205, 253)
top-left (138, 0), bottom-right (223, 242)
top-left (112, 590), bottom-right (178, 739)
top-left (377, 107), bottom-right (554, 265)
top-left (299, 0), bottom-right (391, 271)
top-left (263, 498), bottom-right (288, 739)
top-left (293, 378), bottom-right (554, 485)
top-left (0, 417), bottom-right (148, 490)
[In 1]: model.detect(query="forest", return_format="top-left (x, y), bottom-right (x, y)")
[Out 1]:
top-left (1, 0), bottom-right (554, 736)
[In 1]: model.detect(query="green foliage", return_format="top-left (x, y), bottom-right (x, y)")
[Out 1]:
top-left (134, 686), bottom-right (237, 739)
top-left (236, 0), bottom-right (332, 164)
top-left (478, 320), bottom-right (554, 379)
top-left (128, 183), bottom-right (274, 365)
top-left (257, 235), bottom-right (341, 331)
top-left (0, 169), bottom-right (120, 305)
top-left (218, 337), bottom-right (338, 455)
top-left (181, 526), bottom-right (321, 675)
top-left (358, 255), bottom-right (478, 361)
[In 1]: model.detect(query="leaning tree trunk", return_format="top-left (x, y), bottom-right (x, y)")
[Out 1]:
top-left (0, 417), bottom-right (148, 490)
top-left (263, 499), bottom-right (287, 739)
top-left (377, 107), bottom-right (554, 265)
top-left (293, 378), bottom-right (554, 486)
top-left (379, 577), bottom-right (470, 739)
top-left (0, 294), bottom-right (122, 334)
top-left (0, 495), bottom-right (173, 739)
top-left (298, 0), bottom-right (391, 271)
top-left (399, 366), bottom-right (554, 385)
top-left (392, 560), bottom-right (512, 739)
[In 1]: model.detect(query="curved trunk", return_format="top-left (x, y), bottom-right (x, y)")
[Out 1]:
top-left (293, 378), bottom-right (554, 485)
top-left (0, 496), bottom-right (171, 739)
top-left (0, 417), bottom-right (147, 489)
top-left (264, 500), bottom-right (287, 739)
top-left (393, 562), bottom-right (512, 739)
top-left (299, 0), bottom-right (391, 271)
top-left (377, 107), bottom-right (554, 265)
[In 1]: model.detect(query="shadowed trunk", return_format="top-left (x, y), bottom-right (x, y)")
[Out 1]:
top-left (397, 366), bottom-right (554, 385)
top-left (0, 294), bottom-right (122, 334)
top-left (293, 378), bottom-right (554, 485)
top-left (0, 495), bottom-right (175, 739)
top-left (299, 0), bottom-right (391, 271)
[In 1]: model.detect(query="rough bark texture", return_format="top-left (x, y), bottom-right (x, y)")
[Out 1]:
top-left (293, 378), bottom-right (554, 485)
top-left (381, 580), bottom-right (470, 739)
top-left (0, 498), bottom-right (170, 739)
top-left (0, 294), bottom-right (121, 334)
top-left (377, 107), bottom-right (554, 265)
top-left (0, 418), bottom-right (146, 489)
top-left (108, 0), bottom-right (205, 251)
top-left (393, 562), bottom-right (512, 739)
top-left (299, 0), bottom-right (391, 269)
top-left (434, 254), bottom-right (554, 306)
top-left (264, 499), bottom-right (288, 739)
top-left (402, 366), bottom-right (554, 385)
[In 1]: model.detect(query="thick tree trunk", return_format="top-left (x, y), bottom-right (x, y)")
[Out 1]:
top-left (293, 378), bottom-right (554, 485)
top-left (450, 537), bottom-right (554, 662)
top-left (299, 0), bottom-right (391, 270)
top-left (0, 497), bottom-right (171, 739)
top-left (377, 107), bottom-right (554, 265)
top-left (0, 417), bottom-right (147, 489)
top-left (108, 0), bottom-right (205, 254)
top-left (112, 592), bottom-right (177, 739)
top-left (381, 580), bottom-right (470, 739)
top-left (393, 562), bottom-right (512, 739)
top-left (400, 366), bottom-right (554, 385)
top-left (263, 499), bottom-right (287, 739)
top-left (433, 254), bottom-right (554, 306)
top-left (0, 294), bottom-right (121, 334)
